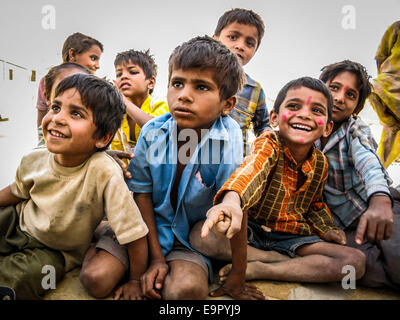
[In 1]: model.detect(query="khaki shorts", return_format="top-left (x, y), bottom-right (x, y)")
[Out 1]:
top-left (95, 223), bottom-right (208, 276)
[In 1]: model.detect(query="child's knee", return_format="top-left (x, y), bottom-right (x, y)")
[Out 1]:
top-left (342, 248), bottom-right (366, 279)
top-left (163, 276), bottom-right (208, 300)
top-left (79, 263), bottom-right (114, 298)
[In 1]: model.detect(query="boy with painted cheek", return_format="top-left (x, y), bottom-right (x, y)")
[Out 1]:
top-left (196, 77), bottom-right (367, 286)
top-left (319, 60), bottom-right (399, 289)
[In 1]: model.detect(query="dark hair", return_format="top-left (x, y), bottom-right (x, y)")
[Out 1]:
top-left (168, 35), bottom-right (245, 100)
top-left (44, 63), bottom-right (90, 100)
top-left (319, 60), bottom-right (371, 115)
top-left (54, 74), bottom-right (125, 151)
top-left (214, 8), bottom-right (265, 49)
top-left (273, 77), bottom-right (333, 123)
top-left (114, 49), bottom-right (157, 94)
top-left (61, 32), bottom-right (104, 63)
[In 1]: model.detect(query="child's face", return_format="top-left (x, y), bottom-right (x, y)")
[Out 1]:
top-left (71, 45), bottom-right (102, 74)
top-left (168, 68), bottom-right (235, 131)
top-left (214, 22), bottom-right (258, 66)
top-left (115, 61), bottom-right (155, 100)
top-left (270, 86), bottom-right (333, 148)
top-left (325, 71), bottom-right (360, 123)
top-left (42, 88), bottom-right (110, 167)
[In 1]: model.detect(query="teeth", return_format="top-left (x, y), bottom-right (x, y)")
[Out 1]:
top-left (50, 130), bottom-right (66, 138)
top-left (292, 124), bottom-right (312, 131)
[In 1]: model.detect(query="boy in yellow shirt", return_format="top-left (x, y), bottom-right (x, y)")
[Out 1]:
top-left (111, 49), bottom-right (169, 164)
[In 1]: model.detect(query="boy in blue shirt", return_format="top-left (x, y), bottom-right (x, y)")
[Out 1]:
top-left (127, 36), bottom-right (264, 300)
top-left (213, 8), bottom-right (271, 155)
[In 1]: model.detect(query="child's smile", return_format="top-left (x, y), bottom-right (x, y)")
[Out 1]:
top-left (42, 88), bottom-right (103, 167)
top-left (271, 87), bottom-right (332, 149)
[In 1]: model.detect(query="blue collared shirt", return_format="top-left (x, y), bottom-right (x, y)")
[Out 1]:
top-left (126, 113), bottom-right (243, 277)
top-left (315, 116), bottom-right (392, 229)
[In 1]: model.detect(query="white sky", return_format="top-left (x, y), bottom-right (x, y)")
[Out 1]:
top-left (1, 0), bottom-right (400, 186)
top-left (1, 0), bottom-right (399, 99)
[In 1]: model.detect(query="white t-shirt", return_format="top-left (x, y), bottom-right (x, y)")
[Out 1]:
top-left (11, 147), bottom-right (148, 271)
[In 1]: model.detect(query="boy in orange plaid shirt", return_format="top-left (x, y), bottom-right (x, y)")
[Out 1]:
top-left (190, 77), bottom-right (366, 294)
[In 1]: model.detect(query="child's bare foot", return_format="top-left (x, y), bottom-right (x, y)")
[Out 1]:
top-left (219, 261), bottom-right (266, 283)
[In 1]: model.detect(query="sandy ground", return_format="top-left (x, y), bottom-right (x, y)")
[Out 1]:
top-left (1, 78), bottom-right (399, 300)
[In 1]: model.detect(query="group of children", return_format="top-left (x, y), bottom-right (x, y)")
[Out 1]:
top-left (0, 8), bottom-right (399, 300)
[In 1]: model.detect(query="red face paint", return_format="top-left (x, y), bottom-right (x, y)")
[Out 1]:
top-left (282, 114), bottom-right (287, 121)
top-left (317, 118), bottom-right (325, 126)
top-left (306, 96), bottom-right (312, 106)
top-left (300, 138), bottom-right (305, 143)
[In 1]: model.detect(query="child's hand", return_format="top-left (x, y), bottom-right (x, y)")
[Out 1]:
top-left (114, 279), bottom-right (143, 300)
top-left (323, 229), bottom-right (346, 245)
top-left (355, 195), bottom-right (393, 244)
top-left (141, 260), bottom-right (169, 300)
top-left (106, 150), bottom-right (134, 179)
top-left (201, 203), bottom-right (243, 239)
top-left (210, 272), bottom-right (265, 300)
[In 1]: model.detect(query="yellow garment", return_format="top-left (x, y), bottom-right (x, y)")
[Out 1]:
top-left (369, 21), bottom-right (400, 168)
top-left (111, 95), bottom-right (169, 165)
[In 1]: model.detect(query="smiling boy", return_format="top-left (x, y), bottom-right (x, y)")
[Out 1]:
top-left (193, 77), bottom-right (366, 287)
top-left (0, 74), bottom-right (148, 300)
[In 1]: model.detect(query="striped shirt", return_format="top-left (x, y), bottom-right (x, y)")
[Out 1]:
top-left (215, 131), bottom-right (338, 237)
top-left (229, 73), bottom-right (271, 156)
top-left (315, 116), bottom-right (392, 229)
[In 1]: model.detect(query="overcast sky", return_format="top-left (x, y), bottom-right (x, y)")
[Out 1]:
top-left (1, 0), bottom-right (399, 100)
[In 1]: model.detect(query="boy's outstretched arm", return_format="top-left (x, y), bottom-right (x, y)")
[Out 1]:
top-left (134, 192), bottom-right (168, 300)
top-left (114, 236), bottom-right (148, 300)
top-left (356, 194), bottom-right (393, 244)
top-left (0, 185), bottom-right (24, 207)
top-left (209, 212), bottom-right (265, 300)
top-left (201, 191), bottom-right (243, 239)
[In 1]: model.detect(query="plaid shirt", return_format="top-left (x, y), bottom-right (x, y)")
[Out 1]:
top-left (315, 116), bottom-right (392, 229)
top-left (215, 131), bottom-right (338, 237)
top-left (229, 73), bottom-right (271, 156)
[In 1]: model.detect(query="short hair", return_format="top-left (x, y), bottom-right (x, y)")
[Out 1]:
top-left (214, 8), bottom-right (265, 49)
top-left (61, 32), bottom-right (104, 63)
top-left (114, 49), bottom-right (157, 94)
top-left (273, 77), bottom-right (333, 123)
top-left (54, 74), bottom-right (125, 151)
top-left (319, 60), bottom-right (371, 115)
top-left (44, 63), bottom-right (90, 100)
top-left (168, 35), bottom-right (245, 101)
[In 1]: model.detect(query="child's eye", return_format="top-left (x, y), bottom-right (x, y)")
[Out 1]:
top-left (287, 103), bottom-right (299, 109)
top-left (228, 35), bottom-right (237, 41)
top-left (116, 73), bottom-right (122, 78)
top-left (50, 104), bottom-right (60, 112)
top-left (90, 56), bottom-right (98, 61)
top-left (197, 84), bottom-right (209, 91)
top-left (172, 81), bottom-right (183, 88)
top-left (312, 107), bottom-right (325, 115)
top-left (129, 71), bottom-right (139, 75)
top-left (347, 91), bottom-right (357, 99)
top-left (71, 111), bottom-right (83, 118)
top-left (329, 85), bottom-right (339, 92)
top-left (246, 41), bottom-right (255, 48)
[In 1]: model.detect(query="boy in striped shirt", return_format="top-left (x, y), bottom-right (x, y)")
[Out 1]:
top-left (191, 77), bottom-right (366, 290)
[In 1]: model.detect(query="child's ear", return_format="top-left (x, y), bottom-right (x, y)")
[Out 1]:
top-left (68, 48), bottom-right (76, 62)
top-left (221, 96), bottom-right (236, 115)
top-left (95, 132), bottom-right (113, 150)
top-left (212, 34), bottom-right (219, 41)
top-left (147, 76), bottom-right (156, 92)
top-left (322, 120), bottom-right (334, 138)
top-left (269, 110), bottom-right (279, 128)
